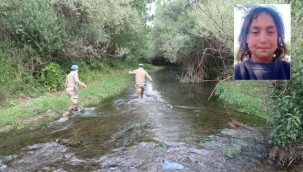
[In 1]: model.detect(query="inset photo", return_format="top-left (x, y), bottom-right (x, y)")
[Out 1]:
top-left (234, 4), bottom-right (291, 80)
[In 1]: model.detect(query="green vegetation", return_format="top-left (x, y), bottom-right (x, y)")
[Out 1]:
top-left (216, 81), bottom-right (272, 119)
top-left (0, 0), bottom-right (151, 105)
top-left (266, 0), bottom-right (303, 165)
top-left (149, 0), bottom-right (233, 81)
top-left (39, 63), bottom-right (66, 91)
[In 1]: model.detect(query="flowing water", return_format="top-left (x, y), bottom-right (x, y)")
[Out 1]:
top-left (0, 67), bottom-right (302, 171)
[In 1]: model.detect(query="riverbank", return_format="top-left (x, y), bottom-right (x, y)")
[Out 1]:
top-left (215, 80), bottom-right (273, 119)
top-left (0, 69), bottom-right (132, 133)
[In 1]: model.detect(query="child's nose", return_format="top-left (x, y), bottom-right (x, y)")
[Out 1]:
top-left (259, 32), bottom-right (267, 43)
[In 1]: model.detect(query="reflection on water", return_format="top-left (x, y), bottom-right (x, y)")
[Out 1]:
top-left (0, 67), bottom-right (302, 171)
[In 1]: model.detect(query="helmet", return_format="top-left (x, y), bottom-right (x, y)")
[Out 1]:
top-left (71, 65), bottom-right (79, 70)
top-left (139, 63), bottom-right (144, 67)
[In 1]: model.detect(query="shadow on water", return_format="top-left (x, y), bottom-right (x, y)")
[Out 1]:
top-left (0, 67), bottom-right (302, 171)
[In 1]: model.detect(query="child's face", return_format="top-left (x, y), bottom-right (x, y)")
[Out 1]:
top-left (246, 12), bottom-right (278, 63)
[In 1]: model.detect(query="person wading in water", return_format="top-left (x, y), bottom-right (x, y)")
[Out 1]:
top-left (60, 65), bottom-right (87, 121)
top-left (128, 63), bottom-right (153, 99)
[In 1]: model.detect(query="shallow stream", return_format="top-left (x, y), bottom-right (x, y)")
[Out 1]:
top-left (0, 67), bottom-right (301, 171)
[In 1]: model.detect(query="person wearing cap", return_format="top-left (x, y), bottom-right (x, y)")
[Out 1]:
top-left (128, 63), bottom-right (153, 98)
top-left (61, 65), bottom-right (87, 121)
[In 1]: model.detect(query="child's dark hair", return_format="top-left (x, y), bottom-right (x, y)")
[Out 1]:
top-left (237, 5), bottom-right (287, 62)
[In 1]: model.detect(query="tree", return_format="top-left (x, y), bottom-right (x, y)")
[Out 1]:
top-left (149, 0), bottom-right (234, 82)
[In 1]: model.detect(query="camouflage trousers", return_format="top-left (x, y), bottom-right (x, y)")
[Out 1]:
top-left (64, 87), bottom-right (80, 117)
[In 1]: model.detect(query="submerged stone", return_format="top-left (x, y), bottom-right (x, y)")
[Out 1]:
top-left (161, 160), bottom-right (185, 169)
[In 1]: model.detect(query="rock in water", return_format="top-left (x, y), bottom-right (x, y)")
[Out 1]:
top-left (161, 160), bottom-right (185, 169)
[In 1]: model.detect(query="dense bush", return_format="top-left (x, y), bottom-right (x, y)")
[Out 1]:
top-left (267, 0), bottom-right (303, 166)
top-left (6, 0), bottom-right (63, 53)
top-left (268, 68), bottom-right (303, 165)
top-left (0, 49), bottom-right (41, 104)
top-left (39, 63), bottom-right (65, 92)
top-left (0, 0), bottom-right (151, 61)
top-left (0, 51), bottom-right (14, 85)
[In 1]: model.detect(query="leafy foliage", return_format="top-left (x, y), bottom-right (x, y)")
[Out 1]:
top-left (267, 0), bottom-right (303, 166)
top-left (51, 0), bottom-right (150, 59)
top-left (0, 50), bottom-right (39, 102)
top-left (1, 0), bottom-right (152, 61)
top-left (6, 0), bottom-right (63, 53)
top-left (0, 0), bottom-right (152, 98)
top-left (130, 0), bottom-right (154, 22)
top-left (149, 0), bottom-right (235, 81)
top-left (268, 71), bottom-right (303, 165)
top-left (39, 63), bottom-right (65, 91)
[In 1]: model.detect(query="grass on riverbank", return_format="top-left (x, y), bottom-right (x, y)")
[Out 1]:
top-left (216, 80), bottom-right (273, 119)
top-left (0, 70), bottom-right (132, 132)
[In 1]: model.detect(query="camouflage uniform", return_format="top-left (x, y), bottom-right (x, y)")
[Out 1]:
top-left (64, 70), bottom-right (86, 117)
top-left (128, 67), bottom-right (153, 98)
